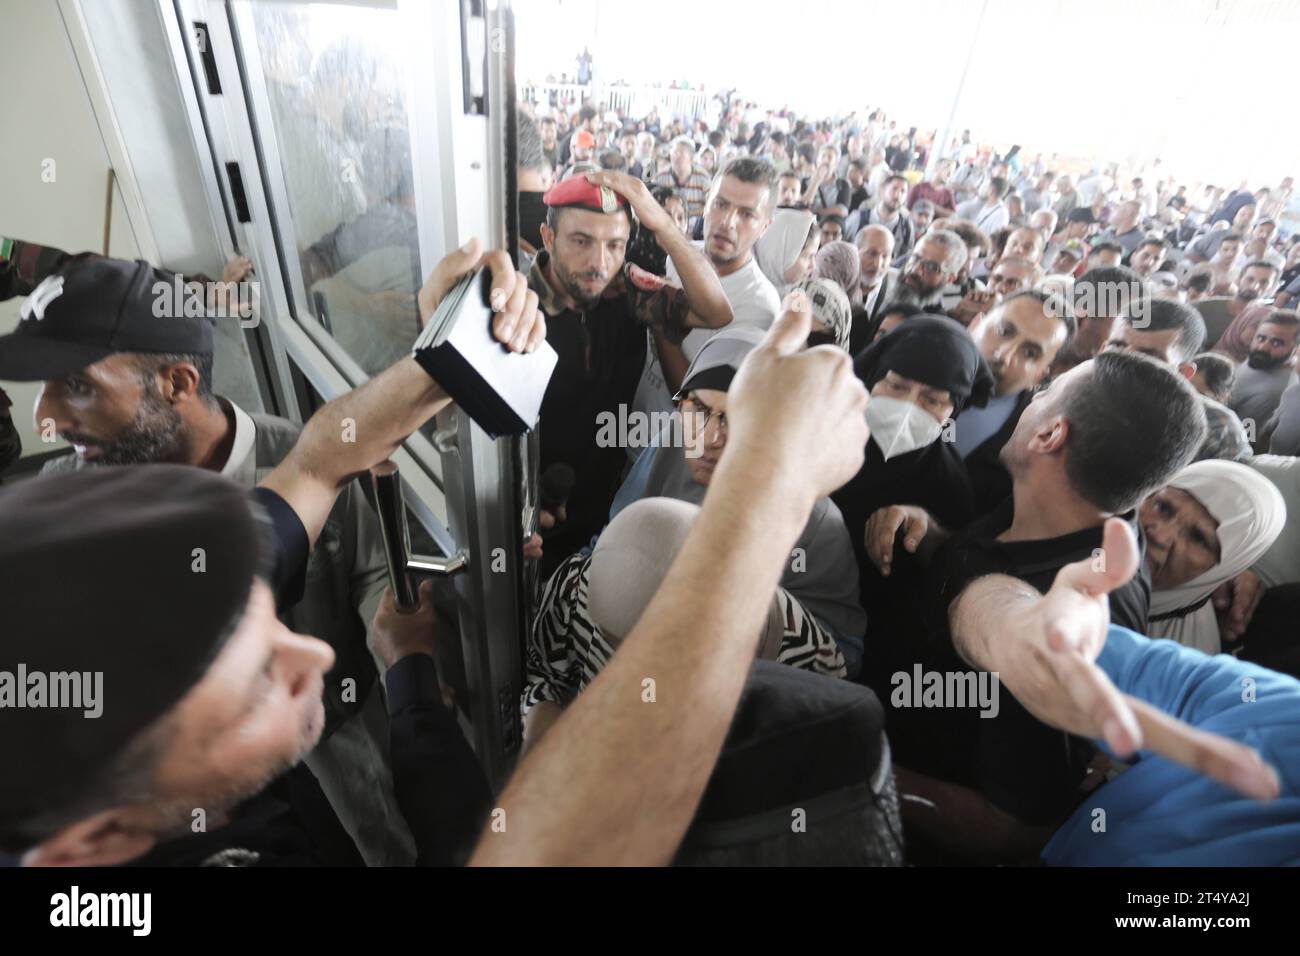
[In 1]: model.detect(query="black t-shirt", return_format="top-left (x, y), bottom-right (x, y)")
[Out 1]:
top-left (530, 252), bottom-right (690, 577)
top-left (885, 499), bottom-right (1150, 827)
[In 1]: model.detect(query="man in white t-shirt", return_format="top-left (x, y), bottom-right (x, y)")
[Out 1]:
top-left (1076, 166), bottom-right (1115, 207)
top-left (632, 158), bottom-right (780, 430)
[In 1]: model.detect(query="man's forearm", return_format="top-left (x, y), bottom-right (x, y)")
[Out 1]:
top-left (260, 357), bottom-right (449, 544)
top-left (658, 226), bottom-right (732, 329)
top-left (948, 573), bottom-right (1040, 672)
top-left (652, 328), bottom-right (690, 395)
top-left (471, 452), bottom-right (814, 866)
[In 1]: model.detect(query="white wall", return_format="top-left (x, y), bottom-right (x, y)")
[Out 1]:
top-left (0, 0), bottom-right (141, 459)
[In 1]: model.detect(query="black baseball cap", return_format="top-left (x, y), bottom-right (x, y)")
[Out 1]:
top-left (0, 257), bottom-right (213, 381)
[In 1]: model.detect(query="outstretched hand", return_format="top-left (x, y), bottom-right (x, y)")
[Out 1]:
top-left (994, 517), bottom-right (1279, 800)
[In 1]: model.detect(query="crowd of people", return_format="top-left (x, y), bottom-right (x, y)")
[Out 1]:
top-left (2, 84), bottom-right (1298, 868)
top-left (511, 91), bottom-right (1300, 864)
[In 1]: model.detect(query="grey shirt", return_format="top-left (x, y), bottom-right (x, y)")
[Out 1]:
top-left (1228, 361), bottom-right (1299, 438)
top-left (1192, 297), bottom-right (1234, 349)
top-left (1264, 381), bottom-right (1300, 456)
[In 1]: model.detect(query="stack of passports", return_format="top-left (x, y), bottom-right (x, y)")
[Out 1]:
top-left (411, 267), bottom-right (558, 437)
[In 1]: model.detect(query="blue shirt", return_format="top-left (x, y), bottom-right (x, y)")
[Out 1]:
top-left (1042, 627), bottom-right (1300, 866)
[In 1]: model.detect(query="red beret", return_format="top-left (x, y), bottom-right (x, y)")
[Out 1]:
top-left (543, 175), bottom-right (629, 213)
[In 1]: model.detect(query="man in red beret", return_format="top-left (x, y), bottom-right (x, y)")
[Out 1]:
top-left (530, 170), bottom-right (734, 575)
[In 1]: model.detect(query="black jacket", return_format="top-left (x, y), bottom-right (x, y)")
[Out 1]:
top-left (847, 271), bottom-right (897, 356)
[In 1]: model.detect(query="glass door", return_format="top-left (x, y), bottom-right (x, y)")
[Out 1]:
top-left (166, 0), bottom-right (528, 787)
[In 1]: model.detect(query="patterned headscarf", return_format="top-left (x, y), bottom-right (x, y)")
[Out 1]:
top-left (792, 276), bottom-right (852, 351)
top-left (814, 239), bottom-right (861, 298)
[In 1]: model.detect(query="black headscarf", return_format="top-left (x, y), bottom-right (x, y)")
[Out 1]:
top-left (852, 315), bottom-right (994, 417)
top-left (834, 316), bottom-right (994, 638)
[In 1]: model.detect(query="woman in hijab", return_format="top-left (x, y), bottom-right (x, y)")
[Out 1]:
top-left (1142, 460), bottom-right (1286, 654)
top-left (814, 239), bottom-right (861, 300)
top-left (830, 316), bottom-right (995, 649)
top-left (526, 326), bottom-right (867, 702)
top-left (833, 315), bottom-right (994, 544)
top-left (754, 208), bottom-right (818, 297)
top-left (792, 275), bottom-right (853, 351)
top-left (612, 326), bottom-right (867, 671)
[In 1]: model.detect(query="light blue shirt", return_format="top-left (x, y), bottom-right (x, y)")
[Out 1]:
top-left (1042, 627), bottom-right (1300, 866)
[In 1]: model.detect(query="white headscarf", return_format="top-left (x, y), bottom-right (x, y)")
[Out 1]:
top-left (754, 208), bottom-right (815, 298)
top-left (1147, 460), bottom-right (1287, 654)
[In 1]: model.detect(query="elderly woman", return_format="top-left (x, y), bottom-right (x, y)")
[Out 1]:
top-left (754, 208), bottom-right (819, 297)
top-left (1143, 460), bottom-right (1286, 654)
top-left (833, 315), bottom-right (994, 552)
top-left (814, 239), bottom-right (861, 301)
top-left (791, 275), bottom-right (852, 351)
top-left (831, 317), bottom-right (994, 670)
top-left (523, 327), bottom-right (867, 732)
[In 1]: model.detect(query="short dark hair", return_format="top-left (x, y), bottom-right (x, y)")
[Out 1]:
top-left (597, 149), bottom-right (626, 171)
top-left (1057, 350), bottom-right (1208, 513)
top-left (1220, 232), bottom-right (1245, 245)
top-left (884, 173), bottom-right (908, 189)
top-left (1192, 352), bottom-right (1236, 397)
top-left (1092, 240), bottom-right (1123, 256)
top-left (1241, 258), bottom-right (1280, 276)
top-left (1184, 271), bottom-right (1213, 294)
top-left (539, 116), bottom-right (556, 127)
top-left (1259, 309), bottom-right (1300, 335)
top-left (136, 352), bottom-right (216, 405)
top-left (578, 105), bottom-right (597, 122)
top-left (987, 226), bottom-right (1013, 260)
top-left (720, 156), bottom-right (779, 212)
top-left (988, 176), bottom-right (1009, 198)
top-left (1074, 265), bottom-right (1142, 319)
top-left (1135, 298), bottom-right (1207, 362)
top-left (945, 218), bottom-right (989, 255)
top-left (880, 302), bottom-right (924, 321)
top-left (1137, 237), bottom-right (1166, 253)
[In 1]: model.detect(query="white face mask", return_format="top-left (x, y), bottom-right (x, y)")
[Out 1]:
top-left (865, 395), bottom-right (944, 460)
